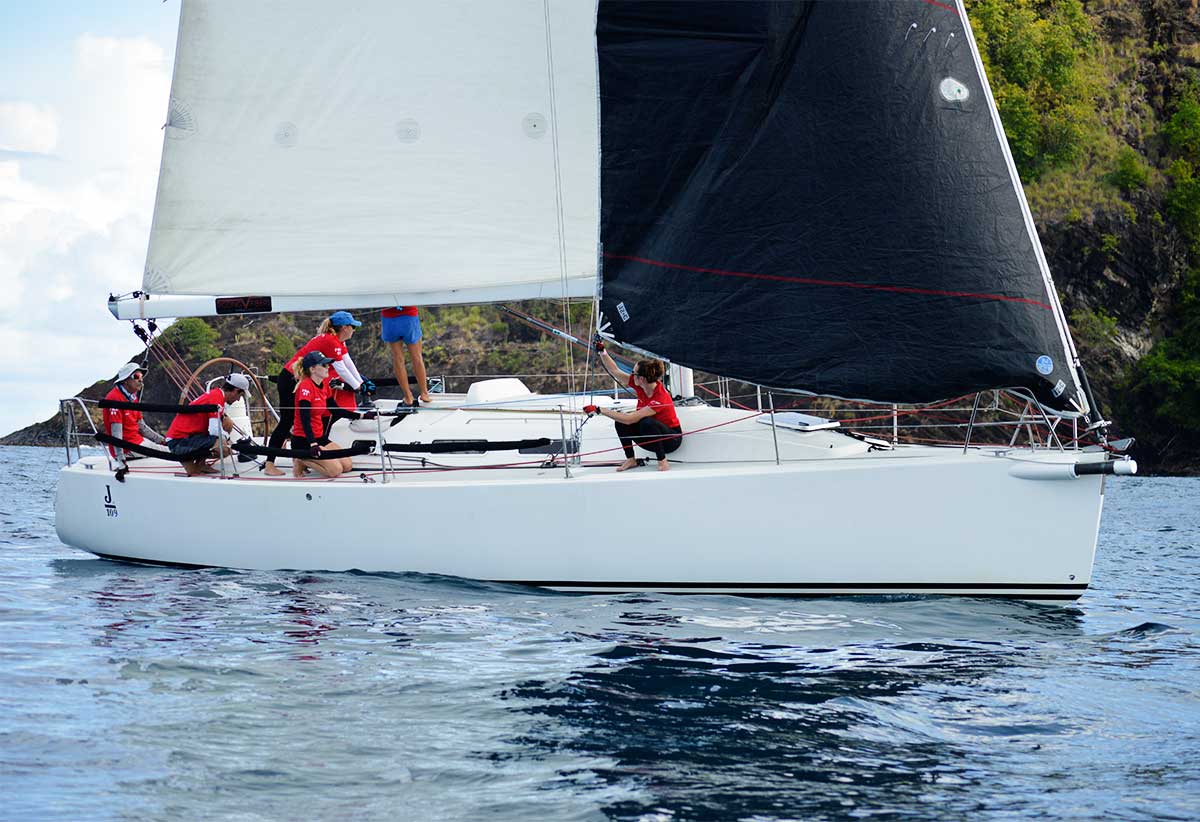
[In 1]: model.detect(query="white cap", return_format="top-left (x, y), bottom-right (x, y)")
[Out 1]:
top-left (115, 362), bottom-right (146, 382)
top-left (224, 373), bottom-right (252, 393)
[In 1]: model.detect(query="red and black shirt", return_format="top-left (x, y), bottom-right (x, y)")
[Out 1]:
top-left (629, 376), bottom-right (680, 428)
top-left (292, 377), bottom-right (331, 441)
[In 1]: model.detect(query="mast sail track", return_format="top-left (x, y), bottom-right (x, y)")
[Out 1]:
top-left (109, 279), bottom-right (595, 322)
top-left (140, 0), bottom-right (598, 305)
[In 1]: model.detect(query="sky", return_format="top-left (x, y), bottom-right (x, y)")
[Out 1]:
top-left (0, 1), bottom-right (180, 436)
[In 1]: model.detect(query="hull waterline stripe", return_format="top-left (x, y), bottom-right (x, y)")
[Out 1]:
top-left (603, 253), bottom-right (1054, 310)
top-left (512, 580), bottom-right (1087, 590)
top-left (89, 554), bottom-right (1085, 596)
top-left (552, 591), bottom-right (1082, 601)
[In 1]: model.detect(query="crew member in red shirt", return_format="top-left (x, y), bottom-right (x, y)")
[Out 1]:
top-left (289, 351), bottom-right (354, 478)
top-left (103, 362), bottom-right (166, 462)
top-left (264, 311), bottom-right (371, 476)
top-left (164, 374), bottom-right (251, 476)
top-left (381, 306), bottom-right (432, 406)
top-left (591, 343), bottom-right (682, 472)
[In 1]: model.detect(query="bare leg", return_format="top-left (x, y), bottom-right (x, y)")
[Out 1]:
top-left (408, 340), bottom-right (431, 402)
top-left (389, 341), bottom-right (413, 404)
top-left (310, 458), bottom-right (345, 478)
top-left (615, 457), bottom-right (640, 472)
top-left (327, 440), bottom-right (355, 474)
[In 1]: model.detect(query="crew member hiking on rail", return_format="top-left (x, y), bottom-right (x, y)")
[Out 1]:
top-left (164, 374), bottom-right (251, 477)
top-left (103, 362), bottom-right (167, 464)
top-left (263, 311), bottom-right (372, 476)
top-left (591, 340), bottom-right (682, 472)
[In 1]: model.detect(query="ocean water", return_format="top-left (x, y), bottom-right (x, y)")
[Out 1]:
top-left (1, 445), bottom-right (1197, 822)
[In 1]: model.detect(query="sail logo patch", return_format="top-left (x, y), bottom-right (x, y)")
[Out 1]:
top-left (1052, 380), bottom-right (1067, 398)
top-left (1035, 355), bottom-right (1054, 375)
top-left (616, 302), bottom-right (630, 322)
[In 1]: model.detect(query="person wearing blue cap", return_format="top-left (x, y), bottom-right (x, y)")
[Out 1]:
top-left (263, 310), bottom-right (373, 476)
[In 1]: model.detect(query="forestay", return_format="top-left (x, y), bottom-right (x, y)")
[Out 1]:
top-left (596, 0), bottom-right (1088, 414)
top-left (144, 0), bottom-right (598, 302)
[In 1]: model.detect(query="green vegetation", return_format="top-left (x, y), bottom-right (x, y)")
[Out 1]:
top-left (267, 331), bottom-right (297, 374)
top-left (1118, 88), bottom-right (1200, 458)
top-left (1107, 146), bottom-right (1150, 192)
top-left (164, 318), bottom-right (221, 364)
top-left (1119, 267), bottom-right (1200, 436)
top-left (1069, 307), bottom-right (1118, 347)
top-left (1164, 89), bottom-right (1200, 248)
top-left (968, 0), bottom-right (1100, 182)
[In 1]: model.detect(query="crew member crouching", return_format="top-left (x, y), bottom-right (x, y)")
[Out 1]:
top-left (290, 351), bottom-right (354, 479)
top-left (164, 374), bottom-right (251, 476)
top-left (592, 341), bottom-right (682, 472)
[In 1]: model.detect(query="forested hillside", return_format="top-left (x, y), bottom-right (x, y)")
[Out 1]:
top-left (6, 0), bottom-right (1199, 473)
top-left (966, 0), bottom-right (1200, 472)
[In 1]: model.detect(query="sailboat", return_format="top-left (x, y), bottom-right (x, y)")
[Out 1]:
top-left (56, 0), bottom-right (1135, 601)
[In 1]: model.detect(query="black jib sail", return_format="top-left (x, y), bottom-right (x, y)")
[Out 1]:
top-left (596, 0), bottom-right (1087, 413)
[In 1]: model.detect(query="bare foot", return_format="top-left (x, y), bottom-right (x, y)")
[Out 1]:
top-left (616, 458), bottom-right (639, 472)
top-left (263, 462), bottom-right (284, 477)
top-left (657, 459), bottom-right (670, 472)
top-left (292, 462), bottom-right (306, 478)
top-left (419, 395), bottom-right (433, 403)
top-left (200, 464), bottom-right (220, 474)
top-left (402, 395), bottom-right (415, 406)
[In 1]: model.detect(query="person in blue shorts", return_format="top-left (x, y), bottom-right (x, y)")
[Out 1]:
top-left (380, 306), bottom-right (432, 405)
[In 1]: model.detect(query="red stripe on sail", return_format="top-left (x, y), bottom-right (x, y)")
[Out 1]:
top-left (602, 253), bottom-right (1053, 310)
top-left (921, 0), bottom-right (960, 15)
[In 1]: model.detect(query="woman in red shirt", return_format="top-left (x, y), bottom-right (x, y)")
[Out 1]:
top-left (593, 350), bottom-right (682, 472)
top-left (289, 351), bottom-right (354, 478)
top-left (264, 310), bottom-right (368, 476)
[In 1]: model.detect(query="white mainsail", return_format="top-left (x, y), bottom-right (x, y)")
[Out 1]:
top-left (142, 0), bottom-right (598, 302)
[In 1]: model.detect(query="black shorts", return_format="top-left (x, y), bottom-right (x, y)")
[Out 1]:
top-left (291, 435), bottom-right (332, 456)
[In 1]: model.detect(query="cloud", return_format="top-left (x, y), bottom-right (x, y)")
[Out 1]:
top-left (0, 34), bottom-right (172, 437)
top-left (0, 102), bottom-right (58, 154)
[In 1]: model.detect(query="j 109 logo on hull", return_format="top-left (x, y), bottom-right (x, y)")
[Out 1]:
top-left (104, 485), bottom-right (118, 518)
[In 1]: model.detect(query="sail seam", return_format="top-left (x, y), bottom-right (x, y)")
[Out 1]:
top-left (603, 253), bottom-right (1053, 310)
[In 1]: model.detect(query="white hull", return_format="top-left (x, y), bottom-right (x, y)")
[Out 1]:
top-left (56, 392), bottom-right (1108, 602)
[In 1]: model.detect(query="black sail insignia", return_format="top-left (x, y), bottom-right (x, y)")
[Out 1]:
top-left (596, 0), bottom-right (1087, 413)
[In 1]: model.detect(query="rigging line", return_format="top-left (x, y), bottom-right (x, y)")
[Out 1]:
top-left (584, 292), bottom-right (600, 402)
top-left (144, 342), bottom-right (192, 395)
top-left (603, 252), bottom-right (1054, 310)
top-left (542, 0), bottom-right (574, 397)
